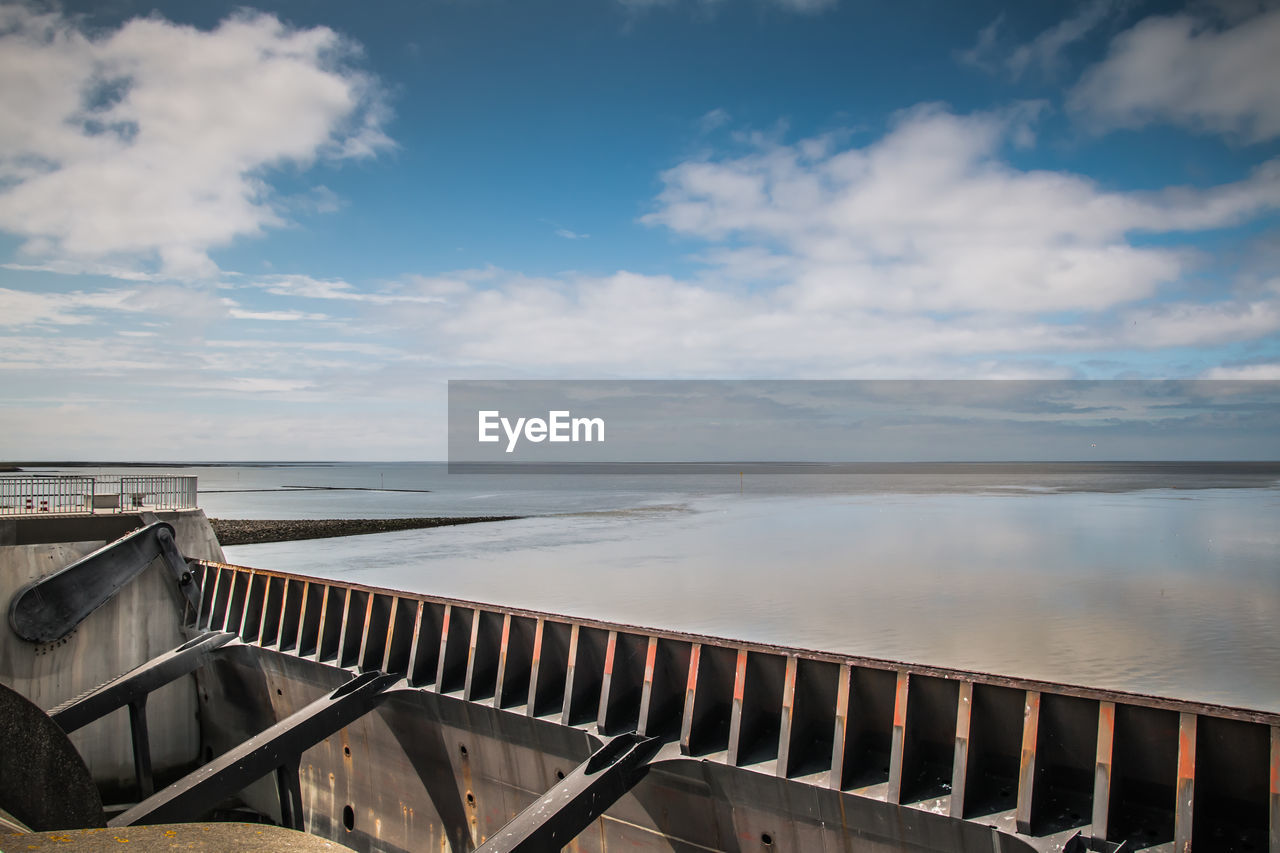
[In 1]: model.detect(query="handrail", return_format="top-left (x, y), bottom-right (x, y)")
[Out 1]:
top-left (0, 475), bottom-right (198, 515)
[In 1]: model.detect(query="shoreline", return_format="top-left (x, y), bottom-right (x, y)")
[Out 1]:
top-left (210, 516), bottom-right (522, 546)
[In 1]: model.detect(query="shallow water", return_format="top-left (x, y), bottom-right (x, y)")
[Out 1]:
top-left (31, 462), bottom-right (1280, 711)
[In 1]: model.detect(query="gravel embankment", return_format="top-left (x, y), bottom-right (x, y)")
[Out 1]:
top-left (210, 516), bottom-right (521, 546)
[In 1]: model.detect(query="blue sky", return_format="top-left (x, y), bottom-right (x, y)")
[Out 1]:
top-left (1, 0), bottom-right (1278, 459)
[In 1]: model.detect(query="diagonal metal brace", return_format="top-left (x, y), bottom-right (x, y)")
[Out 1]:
top-left (109, 671), bottom-right (400, 828)
top-left (48, 630), bottom-right (237, 800)
top-left (50, 631), bottom-right (237, 733)
top-left (9, 521), bottom-right (201, 643)
top-left (476, 732), bottom-right (661, 852)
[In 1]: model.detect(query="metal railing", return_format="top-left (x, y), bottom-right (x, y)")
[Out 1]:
top-left (0, 475), bottom-right (95, 515)
top-left (0, 475), bottom-right (198, 516)
top-left (191, 560), bottom-right (1280, 852)
top-left (118, 475), bottom-right (198, 511)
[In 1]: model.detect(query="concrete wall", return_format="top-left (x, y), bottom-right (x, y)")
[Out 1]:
top-left (0, 509), bottom-right (224, 798)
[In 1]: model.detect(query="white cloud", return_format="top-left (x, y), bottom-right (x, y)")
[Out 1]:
top-left (956, 15), bottom-right (1005, 73)
top-left (255, 273), bottom-right (449, 304)
top-left (960, 1), bottom-right (1126, 78)
top-left (0, 286), bottom-right (132, 326)
top-left (554, 228), bottom-right (589, 240)
top-left (1119, 299), bottom-right (1280, 348)
top-left (320, 106), bottom-right (1279, 377)
top-left (1202, 363), bottom-right (1280, 379)
top-left (698, 108), bottom-right (731, 134)
top-left (226, 308), bottom-right (330, 322)
top-left (1007, 0), bottom-right (1126, 78)
top-left (0, 5), bottom-right (391, 279)
top-left (642, 105), bottom-right (1280, 314)
top-left (346, 264), bottom-right (1279, 378)
top-left (1070, 6), bottom-right (1280, 141)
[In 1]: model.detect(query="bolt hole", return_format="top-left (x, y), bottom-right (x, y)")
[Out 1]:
top-left (344, 745), bottom-right (351, 757)
top-left (761, 832), bottom-right (773, 846)
top-left (342, 804), bottom-right (354, 832)
top-left (555, 770), bottom-right (565, 781)
top-left (276, 688), bottom-right (282, 696)
top-left (466, 792), bottom-right (475, 806)
top-left (459, 744), bottom-right (468, 757)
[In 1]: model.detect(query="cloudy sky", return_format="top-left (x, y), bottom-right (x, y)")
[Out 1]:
top-left (1, 0), bottom-right (1278, 459)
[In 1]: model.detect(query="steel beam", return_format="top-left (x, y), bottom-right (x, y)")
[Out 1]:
top-left (49, 632), bottom-right (236, 733)
top-left (474, 733), bottom-right (660, 852)
top-left (9, 521), bottom-right (200, 643)
top-left (109, 671), bottom-right (399, 827)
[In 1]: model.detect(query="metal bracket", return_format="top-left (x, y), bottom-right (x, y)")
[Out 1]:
top-left (9, 521), bottom-right (201, 643)
top-left (476, 732), bottom-right (661, 852)
top-left (109, 671), bottom-right (400, 827)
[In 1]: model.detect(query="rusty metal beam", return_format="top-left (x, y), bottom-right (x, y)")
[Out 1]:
top-left (597, 630), bottom-right (619, 729)
top-left (1016, 690), bottom-right (1041, 835)
top-left (726, 648), bottom-right (749, 766)
top-left (637, 636), bottom-right (658, 736)
top-left (886, 671), bottom-right (910, 804)
top-left (679, 643), bottom-right (701, 755)
top-left (1093, 701), bottom-right (1116, 847)
top-left (1175, 712), bottom-right (1196, 853)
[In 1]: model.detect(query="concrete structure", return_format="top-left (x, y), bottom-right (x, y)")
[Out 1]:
top-left (0, 510), bottom-right (222, 798)
top-left (2, 506), bottom-right (1277, 852)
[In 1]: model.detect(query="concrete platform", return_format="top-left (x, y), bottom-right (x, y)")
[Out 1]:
top-left (0, 823), bottom-right (354, 851)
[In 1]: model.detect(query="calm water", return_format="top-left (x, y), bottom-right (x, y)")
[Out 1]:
top-left (33, 463), bottom-right (1280, 711)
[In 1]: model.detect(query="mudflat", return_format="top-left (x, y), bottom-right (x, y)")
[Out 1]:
top-left (210, 516), bottom-right (521, 546)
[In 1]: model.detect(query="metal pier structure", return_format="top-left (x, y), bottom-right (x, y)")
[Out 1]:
top-left (1, 507), bottom-right (1277, 852)
top-left (184, 558), bottom-right (1279, 853)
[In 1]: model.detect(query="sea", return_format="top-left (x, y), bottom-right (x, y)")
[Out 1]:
top-left (29, 461), bottom-right (1280, 713)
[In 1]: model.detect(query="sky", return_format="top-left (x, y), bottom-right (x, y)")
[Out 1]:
top-left (1, 0), bottom-right (1279, 459)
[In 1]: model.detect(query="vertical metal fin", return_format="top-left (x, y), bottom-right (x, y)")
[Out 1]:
top-left (1016, 690), bottom-right (1041, 835)
top-left (679, 644), bottom-right (701, 755)
top-left (637, 636), bottom-right (658, 737)
top-left (776, 656), bottom-right (798, 778)
top-left (526, 617), bottom-right (545, 716)
top-left (886, 671), bottom-right (910, 805)
top-left (726, 649), bottom-right (748, 767)
top-left (1175, 712), bottom-right (1196, 853)
top-left (494, 613), bottom-right (513, 708)
top-left (597, 630), bottom-right (619, 729)
top-left (560, 623), bottom-right (580, 726)
top-left (1093, 701), bottom-right (1116, 846)
top-left (828, 663), bottom-right (852, 790)
top-left (951, 680), bottom-right (974, 818)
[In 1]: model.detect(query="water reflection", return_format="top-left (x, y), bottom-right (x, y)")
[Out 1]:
top-left (227, 488), bottom-right (1280, 712)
